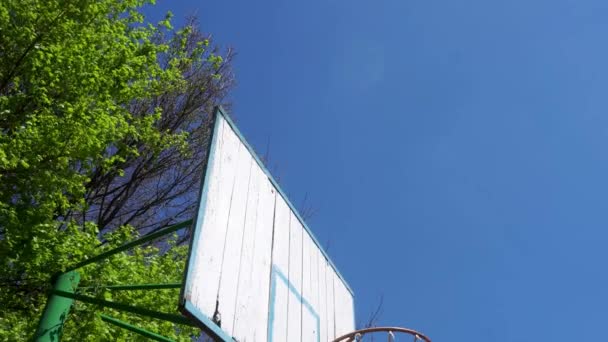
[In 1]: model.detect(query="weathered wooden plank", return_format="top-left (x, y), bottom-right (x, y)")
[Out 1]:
top-left (269, 197), bottom-right (291, 342)
top-left (287, 212), bottom-right (303, 342)
top-left (216, 139), bottom-right (253, 335)
top-left (231, 159), bottom-right (263, 338)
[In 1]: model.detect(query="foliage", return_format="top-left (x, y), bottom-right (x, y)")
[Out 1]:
top-left (0, 0), bottom-right (232, 339)
top-left (0, 224), bottom-right (197, 341)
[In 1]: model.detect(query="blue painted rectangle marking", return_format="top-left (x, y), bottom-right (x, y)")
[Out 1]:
top-left (267, 264), bottom-right (320, 342)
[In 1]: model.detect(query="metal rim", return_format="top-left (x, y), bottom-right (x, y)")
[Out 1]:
top-left (332, 326), bottom-right (432, 342)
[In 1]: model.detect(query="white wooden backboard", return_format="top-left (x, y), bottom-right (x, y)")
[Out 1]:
top-left (180, 108), bottom-right (355, 342)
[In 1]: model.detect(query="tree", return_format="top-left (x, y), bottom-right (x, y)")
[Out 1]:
top-left (0, 0), bottom-right (233, 339)
top-left (72, 16), bottom-right (235, 237)
top-left (1, 224), bottom-right (198, 341)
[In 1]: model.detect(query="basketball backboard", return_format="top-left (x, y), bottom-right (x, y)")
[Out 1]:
top-left (180, 107), bottom-right (355, 341)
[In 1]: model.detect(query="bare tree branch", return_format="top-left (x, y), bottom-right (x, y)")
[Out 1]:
top-left (63, 17), bottom-right (235, 237)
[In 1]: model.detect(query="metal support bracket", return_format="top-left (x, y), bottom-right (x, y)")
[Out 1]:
top-left (51, 290), bottom-right (196, 327)
top-left (100, 314), bottom-right (176, 342)
top-left (78, 283), bottom-right (182, 291)
top-left (65, 219), bottom-right (192, 273)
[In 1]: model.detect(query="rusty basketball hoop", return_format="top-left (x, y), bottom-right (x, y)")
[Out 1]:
top-left (332, 326), bottom-right (432, 342)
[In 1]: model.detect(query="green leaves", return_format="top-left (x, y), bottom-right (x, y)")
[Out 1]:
top-left (0, 222), bottom-right (196, 340)
top-left (0, 0), bottom-right (220, 340)
top-left (0, 0), bottom-right (193, 234)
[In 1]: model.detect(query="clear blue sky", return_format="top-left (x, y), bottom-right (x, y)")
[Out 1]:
top-left (149, 1), bottom-right (608, 340)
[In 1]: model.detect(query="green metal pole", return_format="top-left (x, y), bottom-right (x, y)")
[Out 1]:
top-left (34, 271), bottom-right (80, 341)
top-left (100, 314), bottom-right (175, 342)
